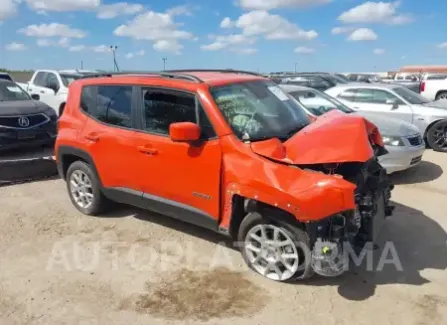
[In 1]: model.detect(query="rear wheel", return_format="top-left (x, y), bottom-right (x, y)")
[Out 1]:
top-left (426, 120), bottom-right (447, 152)
top-left (66, 161), bottom-right (108, 215)
top-left (237, 212), bottom-right (313, 282)
top-left (435, 91), bottom-right (447, 101)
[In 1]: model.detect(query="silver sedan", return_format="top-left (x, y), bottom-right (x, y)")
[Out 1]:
top-left (325, 83), bottom-right (447, 152)
top-left (280, 84), bottom-right (426, 174)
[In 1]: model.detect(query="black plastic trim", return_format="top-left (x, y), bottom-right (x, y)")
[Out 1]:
top-left (102, 187), bottom-right (219, 231)
top-left (56, 145), bottom-right (101, 183)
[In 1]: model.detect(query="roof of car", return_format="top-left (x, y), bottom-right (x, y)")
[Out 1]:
top-left (279, 84), bottom-right (313, 92)
top-left (328, 82), bottom-right (401, 91)
top-left (75, 70), bottom-right (265, 87)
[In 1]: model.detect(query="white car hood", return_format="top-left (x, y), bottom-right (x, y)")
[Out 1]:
top-left (353, 111), bottom-right (420, 137)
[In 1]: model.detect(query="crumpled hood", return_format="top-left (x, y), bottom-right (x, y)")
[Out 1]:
top-left (353, 111), bottom-right (420, 136)
top-left (250, 110), bottom-right (383, 165)
top-left (0, 99), bottom-right (51, 116)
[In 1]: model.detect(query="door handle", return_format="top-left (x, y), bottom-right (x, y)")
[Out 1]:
top-left (84, 133), bottom-right (100, 142)
top-left (29, 89), bottom-right (33, 92)
top-left (138, 146), bottom-right (158, 155)
top-left (40, 90), bottom-right (45, 94)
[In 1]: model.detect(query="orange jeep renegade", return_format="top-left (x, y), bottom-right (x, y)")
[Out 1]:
top-left (55, 69), bottom-right (394, 281)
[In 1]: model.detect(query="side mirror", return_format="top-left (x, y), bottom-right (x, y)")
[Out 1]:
top-left (386, 99), bottom-right (399, 109)
top-left (31, 94), bottom-right (40, 100)
top-left (169, 122), bottom-right (201, 142)
top-left (48, 82), bottom-right (59, 93)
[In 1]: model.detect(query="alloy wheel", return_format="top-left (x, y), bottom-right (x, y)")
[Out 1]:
top-left (244, 224), bottom-right (302, 281)
top-left (430, 123), bottom-right (447, 150)
top-left (69, 170), bottom-right (94, 209)
top-left (438, 93), bottom-right (447, 100)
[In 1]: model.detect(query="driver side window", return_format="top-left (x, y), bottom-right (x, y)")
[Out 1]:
top-left (44, 73), bottom-right (60, 92)
top-left (356, 89), bottom-right (403, 104)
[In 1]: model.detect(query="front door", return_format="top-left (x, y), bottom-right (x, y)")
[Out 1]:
top-left (353, 88), bottom-right (413, 124)
top-left (133, 87), bottom-right (222, 229)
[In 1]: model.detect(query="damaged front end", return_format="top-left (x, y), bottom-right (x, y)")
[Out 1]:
top-left (301, 158), bottom-right (395, 277)
top-left (249, 110), bottom-right (395, 277)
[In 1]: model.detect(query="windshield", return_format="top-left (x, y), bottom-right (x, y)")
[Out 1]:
top-left (0, 74), bottom-right (13, 81)
top-left (393, 86), bottom-right (430, 105)
top-left (335, 74), bottom-right (350, 82)
top-left (211, 80), bottom-right (311, 141)
top-left (289, 89), bottom-right (353, 116)
top-left (60, 74), bottom-right (82, 87)
top-left (324, 74), bottom-right (348, 84)
top-left (0, 82), bottom-right (31, 101)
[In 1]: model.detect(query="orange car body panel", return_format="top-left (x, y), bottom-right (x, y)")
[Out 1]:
top-left (56, 72), bottom-right (383, 231)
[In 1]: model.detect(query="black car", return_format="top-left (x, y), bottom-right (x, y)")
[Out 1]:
top-left (0, 80), bottom-right (57, 152)
top-left (279, 73), bottom-right (348, 91)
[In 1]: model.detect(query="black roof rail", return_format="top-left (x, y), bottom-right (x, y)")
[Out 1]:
top-left (166, 69), bottom-right (263, 77)
top-left (77, 71), bottom-right (203, 83)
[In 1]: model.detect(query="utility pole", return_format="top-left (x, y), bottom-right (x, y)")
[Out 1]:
top-left (294, 62), bottom-right (298, 73)
top-left (110, 45), bottom-right (119, 72)
top-left (162, 57), bottom-right (167, 71)
top-left (80, 60), bottom-right (83, 69)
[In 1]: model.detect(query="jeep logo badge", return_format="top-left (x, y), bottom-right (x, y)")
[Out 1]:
top-left (18, 116), bottom-right (30, 128)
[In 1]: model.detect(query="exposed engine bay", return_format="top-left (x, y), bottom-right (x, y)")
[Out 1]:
top-left (300, 157), bottom-right (395, 277)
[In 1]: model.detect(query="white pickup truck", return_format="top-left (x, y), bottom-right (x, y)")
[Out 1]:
top-left (17, 69), bottom-right (96, 116)
top-left (420, 78), bottom-right (447, 101)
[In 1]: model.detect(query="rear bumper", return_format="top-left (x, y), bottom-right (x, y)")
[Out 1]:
top-left (379, 144), bottom-right (426, 174)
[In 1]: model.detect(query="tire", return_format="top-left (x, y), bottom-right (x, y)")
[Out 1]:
top-left (66, 161), bottom-right (108, 215)
top-left (426, 120), bottom-right (447, 152)
top-left (237, 211), bottom-right (313, 282)
top-left (435, 91), bottom-right (447, 101)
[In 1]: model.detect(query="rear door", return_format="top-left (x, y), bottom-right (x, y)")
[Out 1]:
top-left (132, 87), bottom-right (222, 227)
top-left (79, 84), bottom-right (143, 194)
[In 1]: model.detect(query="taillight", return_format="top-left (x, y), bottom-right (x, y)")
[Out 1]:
top-left (420, 81), bottom-right (425, 92)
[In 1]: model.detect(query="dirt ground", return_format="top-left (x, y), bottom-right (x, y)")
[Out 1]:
top-left (1, 150), bottom-right (446, 325)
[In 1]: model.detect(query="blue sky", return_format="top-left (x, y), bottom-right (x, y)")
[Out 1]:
top-left (1, 0), bottom-right (446, 72)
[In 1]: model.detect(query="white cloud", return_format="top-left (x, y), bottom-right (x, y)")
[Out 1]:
top-left (113, 9), bottom-right (194, 54)
top-left (229, 48), bottom-right (258, 55)
top-left (26, 0), bottom-right (100, 13)
top-left (338, 1), bottom-right (413, 25)
top-left (36, 37), bottom-right (71, 47)
top-left (220, 17), bottom-right (234, 28)
top-left (19, 23), bottom-right (86, 38)
top-left (347, 28), bottom-right (378, 41)
top-left (373, 48), bottom-right (385, 55)
top-left (0, 0), bottom-right (20, 21)
top-left (438, 42), bottom-right (447, 49)
top-left (36, 38), bottom-right (52, 47)
top-left (69, 45), bottom-right (85, 51)
top-left (5, 42), bottom-right (26, 51)
top-left (92, 45), bottom-right (110, 53)
top-left (294, 46), bottom-right (315, 54)
top-left (238, 0), bottom-right (331, 10)
top-left (125, 50), bottom-right (145, 58)
top-left (97, 2), bottom-right (143, 19)
top-left (166, 4), bottom-right (196, 16)
top-left (331, 26), bottom-right (354, 35)
top-left (153, 40), bottom-right (183, 54)
top-left (201, 34), bottom-right (256, 51)
top-left (223, 10), bottom-right (318, 41)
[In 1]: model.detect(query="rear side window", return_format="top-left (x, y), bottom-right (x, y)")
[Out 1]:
top-left (0, 74), bottom-right (13, 81)
top-left (80, 85), bottom-right (133, 128)
top-left (337, 89), bottom-right (358, 102)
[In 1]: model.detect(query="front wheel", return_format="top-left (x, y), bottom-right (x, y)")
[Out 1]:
top-left (237, 212), bottom-right (313, 282)
top-left (426, 120), bottom-right (447, 152)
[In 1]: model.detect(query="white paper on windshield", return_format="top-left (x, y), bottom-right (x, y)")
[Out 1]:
top-left (7, 86), bottom-right (22, 93)
top-left (268, 86), bottom-right (289, 101)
